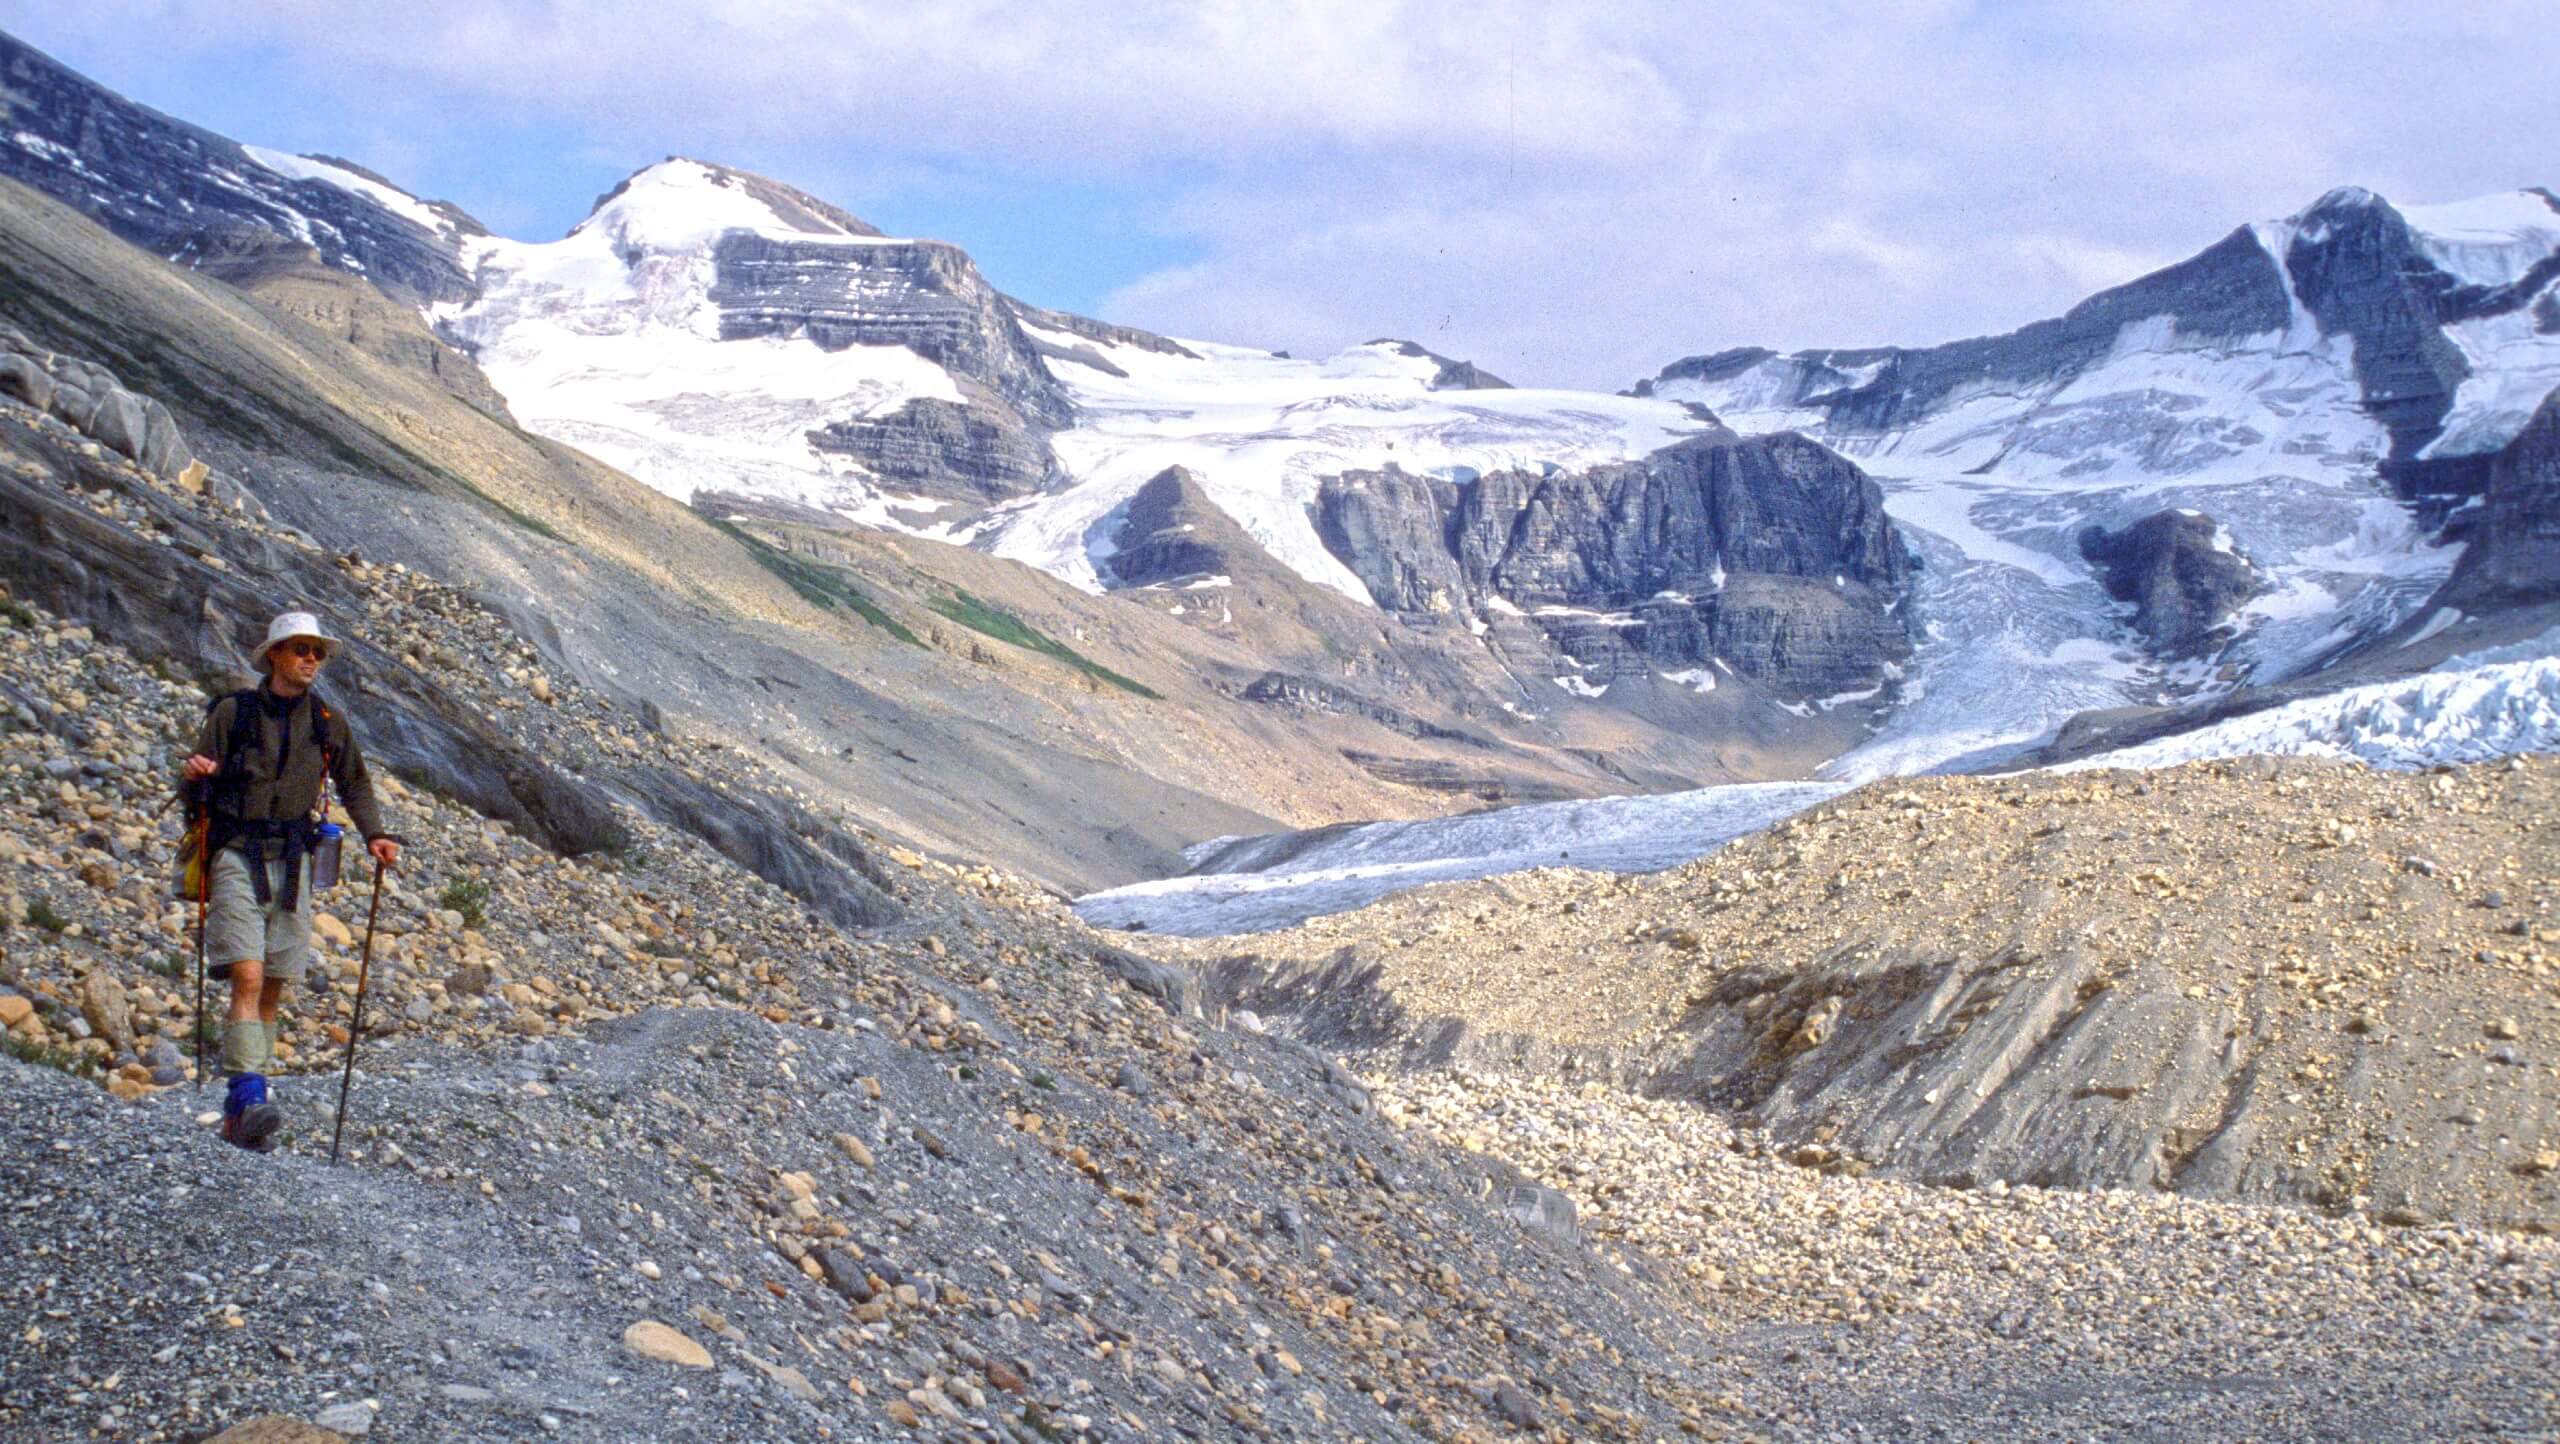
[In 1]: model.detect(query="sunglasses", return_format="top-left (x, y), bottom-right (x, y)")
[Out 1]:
top-left (278, 641), bottom-right (329, 660)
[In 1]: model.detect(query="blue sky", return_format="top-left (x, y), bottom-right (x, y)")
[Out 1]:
top-left (9, 3), bottom-right (2554, 388)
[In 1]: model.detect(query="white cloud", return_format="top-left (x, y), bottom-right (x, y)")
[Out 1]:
top-left (26, 1), bottom-right (2560, 387)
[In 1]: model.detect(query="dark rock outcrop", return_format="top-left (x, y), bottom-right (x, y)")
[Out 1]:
top-left (1108, 466), bottom-right (1259, 588)
top-left (2077, 510), bottom-right (2259, 655)
top-left (1008, 301), bottom-right (1197, 361)
top-left (2434, 387), bottom-right (2560, 608)
top-left (1367, 339), bottom-right (1513, 391)
top-left (1643, 226), bottom-right (2292, 432)
top-left (0, 32), bottom-right (477, 304)
top-left (1315, 433), bottom-right (1914, 694)
top-left (1239, 673), bottom-right (1480, 745)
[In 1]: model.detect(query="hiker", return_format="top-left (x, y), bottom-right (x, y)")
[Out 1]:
top-left (181, 612), bottom-right (398, 1150)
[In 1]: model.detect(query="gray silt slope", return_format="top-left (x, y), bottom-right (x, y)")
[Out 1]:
top-left (0, 1005), bottom-right (1709, 1442)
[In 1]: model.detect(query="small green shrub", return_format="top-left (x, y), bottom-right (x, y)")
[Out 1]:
top-left (438, 878), bottom-right (490, 928)
top-left (0, 601), bottom-right (38, 629)
top-left (4, 1031), bottom-right (98, 1080)
top-left (23, 899), bottom-right (67, 933)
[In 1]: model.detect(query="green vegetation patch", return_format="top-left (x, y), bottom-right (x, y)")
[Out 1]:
top-left (4, 1030), bottom-right (100, 1081)
top-left (927, 590), bottom-right (1161, 699)
top-left (437, 877), bottom-right (490, 928)
top-left (710, 520), bottom-right (922, 646)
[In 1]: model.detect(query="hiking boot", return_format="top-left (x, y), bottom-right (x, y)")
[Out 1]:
top-left (221, 1073), bottom-right (282, 1153)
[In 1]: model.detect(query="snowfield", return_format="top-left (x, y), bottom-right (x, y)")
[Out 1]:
top-left (974, 330), bottom-right (1714, 600)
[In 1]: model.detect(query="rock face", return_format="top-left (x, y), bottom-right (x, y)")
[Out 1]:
top-left (807, 397), bottom-right (1056, 505)
top-left (0, 32), bottom-right (477, 304)
top-left (2436, 387), bottom-right (2560, 608)
top-left (2077, 510), bottom-right (2259, 655)
top-left (709, 229), bottom-right (1073, 431)
top-left (0, 322), bottom-right (197, 484)
top-left (1645, 224), bottom-right (2294, 435)
top-left (1315, 433), bottom-right (1914, 694)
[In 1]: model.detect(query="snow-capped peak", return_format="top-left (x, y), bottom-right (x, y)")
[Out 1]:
top-left (2298, 184), bottom-right (2388, 217)
top-left (572, 158), bottom-right (891, 251)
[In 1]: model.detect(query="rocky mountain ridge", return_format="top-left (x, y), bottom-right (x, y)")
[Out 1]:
top-left (0, 32), bottom-right (481, 304)
top-left (1645, 184), bottom-right (2560, 778)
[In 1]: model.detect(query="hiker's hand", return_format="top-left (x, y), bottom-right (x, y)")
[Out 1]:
top-left (184, 753), bottom-right (218, 780)
top-left (369, 837), bottom-right (401, 869)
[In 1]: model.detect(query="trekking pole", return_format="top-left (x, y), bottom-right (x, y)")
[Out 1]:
top-left (188, 781), bottom-right (211, 1091)
top-left (193, 868), bottom-right (210, 1089)
top-left (329, 852), bottom-right (391, 1166)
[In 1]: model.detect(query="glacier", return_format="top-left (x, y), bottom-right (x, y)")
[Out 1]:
top-left (1079, 636), bottom-right (2560, 937)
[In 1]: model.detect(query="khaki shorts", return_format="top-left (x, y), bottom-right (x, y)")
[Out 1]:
top-left (206, 847), bottom-right (315, 985)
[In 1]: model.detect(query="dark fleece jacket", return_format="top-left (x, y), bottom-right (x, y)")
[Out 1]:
top-left (189, 684), bottom-right (388, 845)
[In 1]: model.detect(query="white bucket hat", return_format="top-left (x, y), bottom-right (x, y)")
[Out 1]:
top-left (253, 610), bottom-right (337, 673)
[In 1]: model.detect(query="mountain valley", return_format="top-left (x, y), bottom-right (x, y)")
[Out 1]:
top-left (0, 23), bottom-right (2556, 1443)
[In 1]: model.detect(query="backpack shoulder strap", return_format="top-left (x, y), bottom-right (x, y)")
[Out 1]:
top-left (222, 688), bottom-right (262, 768)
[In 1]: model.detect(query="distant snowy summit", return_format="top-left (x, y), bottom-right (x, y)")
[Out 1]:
top-left (1638, 184), bottom-right (2560, 777)
top-left (1643, 185), bottom-right (2560, 488)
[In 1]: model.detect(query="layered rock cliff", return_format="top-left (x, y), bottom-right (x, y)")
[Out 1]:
top-left (1316, 432), bottom-right (1914, 694)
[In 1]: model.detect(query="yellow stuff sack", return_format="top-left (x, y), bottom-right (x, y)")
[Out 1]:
top-left (175, 814), bottom-right (210, 901)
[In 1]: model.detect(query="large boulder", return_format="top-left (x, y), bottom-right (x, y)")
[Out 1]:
top-left (136, 395), bottom-right (193, 480)
top-left (0, 352), bottom-right (52, 413)
top-left (48, 381), bottom-right (96, 430)
top-left (86, 387), bottom-right (151, 465)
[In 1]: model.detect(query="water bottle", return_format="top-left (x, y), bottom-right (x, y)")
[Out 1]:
top-left (312, 822), bottom-right (344, 891)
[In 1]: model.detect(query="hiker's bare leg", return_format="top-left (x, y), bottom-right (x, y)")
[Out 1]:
top-left (257, 976), bottom-right (285, 1028)
top-left (226, 961), bottom-right (264, 1021)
